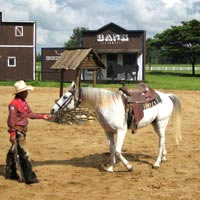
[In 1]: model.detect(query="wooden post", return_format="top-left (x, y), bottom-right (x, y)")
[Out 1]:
top-left (60, 69), bottom-right (64, 97)
top-left (93, 70), bottom-right (96, 87)
top-left (76, 69), bottom-right (81, 88)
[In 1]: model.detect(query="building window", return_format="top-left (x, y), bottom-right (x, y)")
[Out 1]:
top-left (15, 26), bottom-right (23, 37)
top-left (8, 57), bottom-right (16, 67)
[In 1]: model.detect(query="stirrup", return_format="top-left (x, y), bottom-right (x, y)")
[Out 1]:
top-left (131, 123), bottom-right (137, 134)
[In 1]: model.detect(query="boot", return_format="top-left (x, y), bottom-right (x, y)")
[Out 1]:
top-left (5, 147), bottom-right (19, 180)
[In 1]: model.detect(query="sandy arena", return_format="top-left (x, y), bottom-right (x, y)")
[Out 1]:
top-left (0, 86), bottom-right (200, 200)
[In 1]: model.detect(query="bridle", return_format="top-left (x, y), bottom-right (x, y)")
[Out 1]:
top-left (55, 87), bottom-right (82, 110)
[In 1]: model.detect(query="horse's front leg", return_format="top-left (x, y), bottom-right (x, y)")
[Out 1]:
top-left (112, 73), bottom-right (116, 83)
top-left (131, 72), bottom-right (136, 81)
top-left (125, 72), bottom-right (127, 81)
top-left (115, 129), bottom-right (133, 172)
top-left (104, 132), bottom-right (116, 172)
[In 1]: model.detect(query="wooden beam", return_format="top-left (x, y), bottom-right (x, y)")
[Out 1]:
top-left (59, 69), bottom-right (64, 97)
top-left (76, 69), bottom-right (81, 88)
top-left (93, 70), bottom-right (96, 87)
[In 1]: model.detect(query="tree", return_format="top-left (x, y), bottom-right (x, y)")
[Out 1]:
top-left (64, 27), bottom-right (88, 48)
top-left (36, 52), bottom-right (41, 62)
top-left (146, 38), bottom-right (160, 67)
top-left (152, 19), bottom-right (200, 76)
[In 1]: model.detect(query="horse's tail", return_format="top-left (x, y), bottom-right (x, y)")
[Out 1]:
top-left (168, 94), bottom-right (182, 145)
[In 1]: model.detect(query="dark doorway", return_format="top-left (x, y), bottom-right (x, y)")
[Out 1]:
top-left (123, 54), bottom-right (137, 65)
top-left (107, 54), bottom-right (117, 78)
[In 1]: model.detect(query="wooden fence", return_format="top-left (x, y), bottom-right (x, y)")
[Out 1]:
top-left (147, 66), bottom-right (200, 71)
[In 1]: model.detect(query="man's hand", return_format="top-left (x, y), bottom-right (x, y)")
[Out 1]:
top-left (43, 114), bottom-right (51, 120)
top-left (10, 133), bottom-right (16, 144)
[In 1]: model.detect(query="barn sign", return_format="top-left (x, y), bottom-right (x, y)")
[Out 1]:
top-left (97, 34), bottom-right (129, 43)
top-left (45, 56), bottom-right (61, 61)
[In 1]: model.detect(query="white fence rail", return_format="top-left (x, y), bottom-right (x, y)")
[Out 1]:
top-left (146, 66), bottom-right (200, 71)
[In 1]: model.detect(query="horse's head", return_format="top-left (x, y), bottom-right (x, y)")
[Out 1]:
top-left (50, 82), bottom-right (80, 114)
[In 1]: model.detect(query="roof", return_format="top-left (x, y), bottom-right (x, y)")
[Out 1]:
top-left (96, 22), bottom-right (127, 32)
top-left (51, 48), bottom-right (106, 70)
top-left (83, 22), bottom-right (145, 33)
top-left (0, 11), bottom-right (35, 24)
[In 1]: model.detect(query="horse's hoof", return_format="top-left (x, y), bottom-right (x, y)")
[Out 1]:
top-left (161, 157), bottom-right (167, 162)
top-left (152, 165), bottom-right (160, 169)
top-left (107, 168), bottom-right (114, 173)
top-left (127, 164), bottom-right (133, 172)
top-left (101, 164), bottom-right (114, 173)
top-left (128, 166), bottom-right (133, 172)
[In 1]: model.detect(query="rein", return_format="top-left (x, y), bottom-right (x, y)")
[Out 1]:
top-left (56, 94), bottom-right (73, 109)
top-left (56, 87), bottom-right (82, 110)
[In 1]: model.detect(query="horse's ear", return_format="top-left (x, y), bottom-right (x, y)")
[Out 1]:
top-left (71, 81), bottom-right (76, 89)
top-left (68, 81), bottom-right (76, 93)
top-left (68, 81), bottom-right (75, 90)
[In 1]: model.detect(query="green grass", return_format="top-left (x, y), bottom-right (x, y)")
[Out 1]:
top-left (81, 70), bottom-right (200, 90)
top-left (145, 71), bottom-right (200, 90)
top-left (0, 80), bottom-right (70, 88)
top-left (36, 62), bottom-right (41, 71)
top-left (0, 69), bottom-right (199, 90)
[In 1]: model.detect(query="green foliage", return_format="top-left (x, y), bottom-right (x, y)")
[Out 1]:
top-left (36, 52), bottom-right (41, 62)
top-left (36, 62), bottom-right (41, 70)
top-left (146, 38), bottom-right (162, 64)
top-left (64, 27), bottom-right (88, 48)
top-left (151, 19), bottom-right (200, 75)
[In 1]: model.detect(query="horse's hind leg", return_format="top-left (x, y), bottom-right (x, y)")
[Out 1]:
top-left (105, 132), bottom-right (116, 172)
top-left (115, 129), bottom-right (133, 172)
top-left (152, 120), bottom-right (169, 168)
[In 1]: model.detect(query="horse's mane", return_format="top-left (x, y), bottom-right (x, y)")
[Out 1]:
top-left (80, 87), bottom-right (122, 109)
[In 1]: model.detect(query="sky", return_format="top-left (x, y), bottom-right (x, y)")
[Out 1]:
top-left (1, 0), bottom-right (200, 53)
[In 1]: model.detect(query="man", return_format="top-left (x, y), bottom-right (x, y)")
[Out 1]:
top-left (6, 80), bottom-right (51, 184)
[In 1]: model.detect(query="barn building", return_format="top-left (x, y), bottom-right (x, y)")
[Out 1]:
top-left (82, 22), bottom-right (146, 81)
top-left (0, 11), bottom-right (36, 81)
top-left (41, 22), bottom-right (146, 82)
top-left (41, 47), bottom-right (66, 81)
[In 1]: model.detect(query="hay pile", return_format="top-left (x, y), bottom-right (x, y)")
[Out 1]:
top-left (53, 106), bottom-right (96, 124)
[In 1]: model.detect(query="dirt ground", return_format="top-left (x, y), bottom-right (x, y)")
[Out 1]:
top-left (0, 86), bottom-right (200, 200)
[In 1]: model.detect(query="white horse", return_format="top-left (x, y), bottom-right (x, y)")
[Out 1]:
top-left (50, 82), bottom-right (182, 172)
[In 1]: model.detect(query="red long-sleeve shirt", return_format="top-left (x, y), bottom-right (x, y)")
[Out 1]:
top-left (7, 97), bottom-right (44, 134)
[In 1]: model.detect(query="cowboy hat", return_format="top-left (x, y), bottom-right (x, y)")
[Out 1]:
top-left (13, 80), bottom-right (34, 95)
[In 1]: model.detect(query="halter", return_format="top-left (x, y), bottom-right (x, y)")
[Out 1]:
top-left (56, 88), bottom-right (82, 110)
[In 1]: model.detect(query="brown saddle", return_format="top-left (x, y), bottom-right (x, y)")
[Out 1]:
top-left (119, 83), bottom-right (158, 104)
top-left (119, 83), bottom-right (160, 133)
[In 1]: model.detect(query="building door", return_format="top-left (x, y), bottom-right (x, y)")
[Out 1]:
top-left (123, 54), bottom-right (137, 65)
top-left (107, 54), bottom-right (117, 78)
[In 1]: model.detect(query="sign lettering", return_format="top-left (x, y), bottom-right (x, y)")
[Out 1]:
top-left (97, 34), bottom-right (129, 43)
top-left (45, 56), bottom-right (60, 61)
